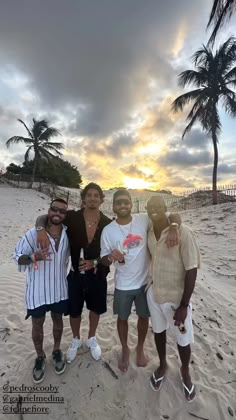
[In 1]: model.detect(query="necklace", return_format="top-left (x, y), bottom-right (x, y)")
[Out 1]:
top-left (86, 220), bottom-right (98, 229)
top-left (117, 219), bottom-right (133, 239)
top-left (46, 227), bottom-right (61, 240)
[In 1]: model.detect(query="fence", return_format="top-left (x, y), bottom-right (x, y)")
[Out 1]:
top-left (1, 174), bottom-right (235, 215)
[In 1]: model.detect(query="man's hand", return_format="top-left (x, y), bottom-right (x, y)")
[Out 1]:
top-left (34, 248), bottom-right (51, 261)
top-left (37, 230), bottom-right (50, 249)
top-left (173, 306), bottom-right (188, 326)
top-left (110, 249), bottom-right (125, 263)
top-left (165, 226), bottom-right (179, 248)
top-left (79, 259), bottom-right (95, 272)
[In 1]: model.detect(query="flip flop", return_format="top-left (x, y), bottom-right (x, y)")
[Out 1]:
top-left (179, 369), bottom-right (196, 403)
top-left (149, 371), bottom-right (165, 392)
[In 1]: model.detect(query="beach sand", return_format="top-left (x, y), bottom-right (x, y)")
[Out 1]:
top-left (0, 186), bottom-right (235, 420)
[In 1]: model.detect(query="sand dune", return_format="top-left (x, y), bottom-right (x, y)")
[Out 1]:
top-left (0, 186), bottom-right (235, 420)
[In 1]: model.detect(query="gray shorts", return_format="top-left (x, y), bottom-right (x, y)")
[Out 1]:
top-left (113, 285), bottom-right (150, 320)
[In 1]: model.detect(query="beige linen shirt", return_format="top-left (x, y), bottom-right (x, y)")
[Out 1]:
top-left (148, 224), bottom-right (200, 304)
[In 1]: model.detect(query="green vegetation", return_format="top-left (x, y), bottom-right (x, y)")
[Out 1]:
top-left (6, 118), bottom-right (63, 184)
top-left (6, 157), bottom-right (82, 188)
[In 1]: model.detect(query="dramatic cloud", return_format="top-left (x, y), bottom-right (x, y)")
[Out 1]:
top-left (0, 0), bottom-right (235, 190)
top-left (159, 149), bottom-right (212, 167)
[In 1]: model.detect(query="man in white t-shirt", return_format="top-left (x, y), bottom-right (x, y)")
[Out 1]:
top-left (101, 189), bottom-right (180, 372)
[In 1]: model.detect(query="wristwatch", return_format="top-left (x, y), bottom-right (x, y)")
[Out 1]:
top-left (36, 226), bottom-right (45, 231)
top-left (93, 259), bottom-right (98, 268)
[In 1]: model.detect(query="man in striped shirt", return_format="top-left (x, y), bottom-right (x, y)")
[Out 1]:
top-left (36, 183), bottom-right (111, 363)
top-left (14, 198), bottom-right (70, 383)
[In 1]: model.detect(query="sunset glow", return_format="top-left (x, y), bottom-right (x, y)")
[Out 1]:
top-left (0, 1), bottom-right (235, 191)
top-left (124, 177), bottom-right (153, 190)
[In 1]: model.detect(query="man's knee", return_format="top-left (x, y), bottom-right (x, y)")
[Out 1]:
top-left (32, 316), bottom-right (45, 328)
top-left (118, 317), bottom-right (128, 324)
top-left (154, 330), bottom-right (166, 339)
top-left (51, 311), bottom-right (63, 321)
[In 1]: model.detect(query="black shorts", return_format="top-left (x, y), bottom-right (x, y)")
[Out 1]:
top-left (26, 299), bottom-right (69, 319)
top-left (67, 268), bottom-right (107, 317)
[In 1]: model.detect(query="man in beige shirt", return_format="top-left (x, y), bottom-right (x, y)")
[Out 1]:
top-left (146, 196), bottom-right (200, 403)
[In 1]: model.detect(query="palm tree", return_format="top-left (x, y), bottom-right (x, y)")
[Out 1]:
top-left (172, 37), bottom-right (236, 204)
top-left (207, 0), bottom-right (236, 44)
top-left (6, 118), bottom-right (64, 184)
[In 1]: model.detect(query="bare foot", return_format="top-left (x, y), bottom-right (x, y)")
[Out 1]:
top-left (180, 367), bottom-right (196, 402)
top-left (118, 347), bottom-right (130, 372)
top-left (136, 346), bottom-right (148, 367)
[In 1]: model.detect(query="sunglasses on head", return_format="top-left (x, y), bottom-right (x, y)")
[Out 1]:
top-left (50, 206), bottom-right (67, 215)
top-left (114, 199), bottom-right (131, 206)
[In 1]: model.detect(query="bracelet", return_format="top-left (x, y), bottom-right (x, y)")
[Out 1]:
top-left (170, 222), bottom-right (178, 228)
top-left (93, 259), bottom-right (98, 268)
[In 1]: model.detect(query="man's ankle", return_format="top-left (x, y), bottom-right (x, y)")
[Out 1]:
top-left (181, 365), bottom-right (190, 375)
top-left (159, 361), bottom-right (167, 369)
top-left (121, 345), bottom-right (129, 352)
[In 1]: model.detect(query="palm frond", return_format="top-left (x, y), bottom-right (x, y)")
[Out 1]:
top-left (39, 147), bottom-right (59, 162)
top-left (171, 89), bottom-right (203, 113)
top-left (24, 146), bottom-right (34, 162)
top-left (6, 136), bottom-right (32, 148)
top-left (182, 107), bottom-right (205, 138)
top-left (192, 46), bottom-right (213, 67)
top-left (39, 146), bottom-right (62, 159)
top-left (207, 0), bottom-right (221, 27)
top-left (222, 93), bottom-right (236, 116)
top-left (31, 119), bottom-right (49, 140)
top-left (178, 70), bottom-right (207, 87)
top-left (185, 92), bottom-right (209, 121)
top-left (225, 66), bottom-right (236, 81)
top-left (42, 141), bottom-right (64, 149)
top-left (18, 119), bottom-right (33, 139)
top-left (207, 0), bottom-right (236, 45)
top-left (39, 127), bottom-right (61, 141)
top-left (216, 37), bottom-right (236, 74)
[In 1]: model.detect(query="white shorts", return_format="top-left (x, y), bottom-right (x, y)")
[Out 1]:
top-left (147, 285), bottom-right (194, 347)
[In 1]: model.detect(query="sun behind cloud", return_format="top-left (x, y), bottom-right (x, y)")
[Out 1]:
top-left (124, 176), bottom-right (153, 190)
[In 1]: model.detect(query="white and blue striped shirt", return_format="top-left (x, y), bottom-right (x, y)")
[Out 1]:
top-left (14, 226), bottom-right (70, 309)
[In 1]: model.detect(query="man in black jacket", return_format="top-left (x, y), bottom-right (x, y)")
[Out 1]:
top-left (36, 183), bottom-right (111, 363)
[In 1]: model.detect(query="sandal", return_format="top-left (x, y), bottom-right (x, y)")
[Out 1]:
top-left (180, 369), bottom-right (196, 403)
top-left (149, 371), bottom-right (165, 392)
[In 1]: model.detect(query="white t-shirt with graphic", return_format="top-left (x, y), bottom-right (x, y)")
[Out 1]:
top-left (100, 214), bottom-right (150, 290)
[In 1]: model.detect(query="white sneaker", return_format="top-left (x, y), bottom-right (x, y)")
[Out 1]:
top-left (86, 336), bottom-right (102, 361)
top-left (66, 337), bottom-right (83, 363)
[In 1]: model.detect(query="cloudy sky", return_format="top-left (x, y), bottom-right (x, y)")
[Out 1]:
top-left (0, 0), bottom-right (235, 191)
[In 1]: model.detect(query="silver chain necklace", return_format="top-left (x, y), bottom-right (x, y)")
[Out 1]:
top-left (117, 219), bottom-right (133, 239)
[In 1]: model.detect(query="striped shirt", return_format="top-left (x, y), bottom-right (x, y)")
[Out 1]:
top-left (14, 226), bottom-right (70, 310)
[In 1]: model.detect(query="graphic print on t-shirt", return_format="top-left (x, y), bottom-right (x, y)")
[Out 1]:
top-left (123, 233), bottom-right (143, 250)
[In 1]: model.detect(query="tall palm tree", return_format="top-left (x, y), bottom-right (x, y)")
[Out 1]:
top-left (207, 0), bottom-right (236, 45)
top-left (6, 118), bottom-right (64, 183)
top-left (172, 37), bottom-right (236, 204)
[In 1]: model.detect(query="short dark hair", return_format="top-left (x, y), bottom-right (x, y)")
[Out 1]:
top-left (113, 189), bottom-right (132, 204)
top-left (80, 182), bottom-right (105, 201)
top-left (50, 198), bottom-right (68, 206)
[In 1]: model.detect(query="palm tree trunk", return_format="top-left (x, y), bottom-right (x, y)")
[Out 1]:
top-left (31, 156), bottom-right (38, 187)
top-left (212, 128), bottom-right (218, 205)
